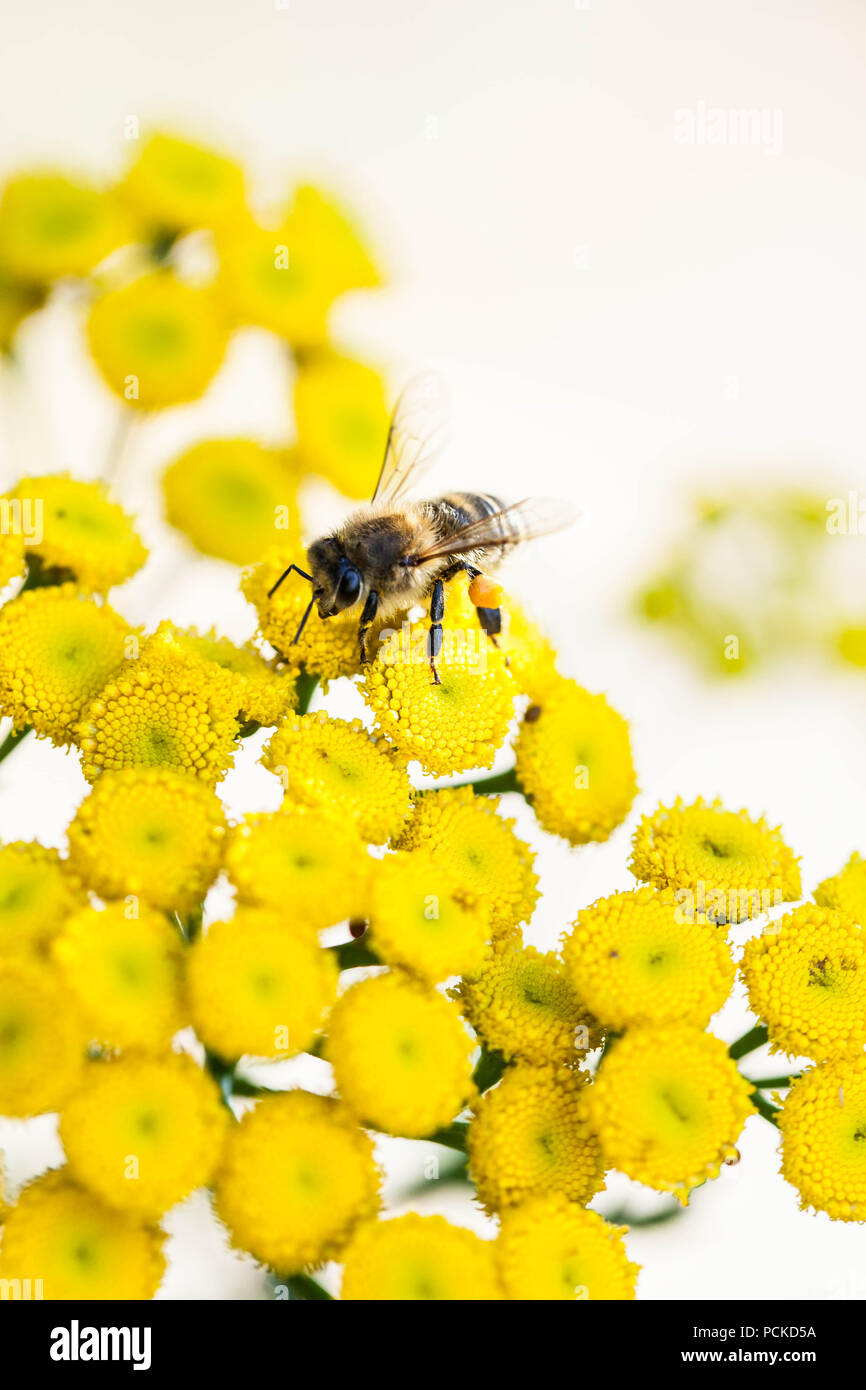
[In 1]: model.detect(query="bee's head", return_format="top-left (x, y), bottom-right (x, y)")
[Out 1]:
top-left (306, 537), bottom-right (363, 618)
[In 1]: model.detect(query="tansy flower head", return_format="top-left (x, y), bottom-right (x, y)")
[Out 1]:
top-left (59, 1053), bottom-right (228, 1221)
top-left (187, 909), bottom-right (338, 1060)
top-left (0, 1173), bottom-right (166, 1300)
top-left (263, 711), bottom-right (412, 843)
top-left (814, 852), bottom-right (866, 921)
top-left (0, 172), bottom-right (127, 281)
top-left (74, 663), bottom-right (239, 785)
top-left (0, 521), bottom-right (26, 589)
top-left (294, 353), bottom-right (389, 498)
top-left (496, 1195), bottom-right (639, 1301)
top-left (395, 786), bottom-right (539, 935)
top-left (499, 597), bottom-right (560, 700)
top-left (0, 841), bottom-right (86, 958)
top-left (327, 971), bottom-right (475, 1137)
top-left (52, 903), bottom-right (186, 1052)
top-left (629, 797), bottom-right (801, 923)
top-left (120, 132), bottom-right (246, 234)
top-left (340, 1215), bottom-right (502, 1301)
top-left (66, 767), bottom-right (226, 913)
top-left (367, 850), bottom-right (491, 984)
top-left (454, 936), bottom-right (601, 1066)
top-left (226, 805), bottom-right (371, 934)
top-left (214, 1091), bottom-right (380, 1271)
top-left (0, 584), bottom-right (131, 742)
top-left (290, 183), bottom-right (382, 293)
top-left (561, 887), bottom-right (736, 1030)
top-left (468, 1063), bottom-right (606, 1214)
top-left (86, 272), bottom-right (229, 410)
top-left (513, 676), bottom-right (637, 845)
top-left (10, 474), bottom-right (146, 592)
top-left (162, 439), bottom-right (300, 566)
top-left (217, 213), bottom-right (336, 349)
top-left (0, 958), bottom-right (86, 1116)
top-left (140, 621), bottom-right (294, 727)
top-left (778, 1056), bottom-right (866, 1222)
top-left (585, 1026), bottom-right (754, 1203)
top-left (741, 904), bottom-right (866, 1062)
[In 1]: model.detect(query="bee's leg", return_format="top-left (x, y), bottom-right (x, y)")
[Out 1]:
top-left (428, 578), bottom-right (445, 686)
top-left (475, 606), bottom-right (502, 637)
top-left (358, 590), bottom-right (379, 665)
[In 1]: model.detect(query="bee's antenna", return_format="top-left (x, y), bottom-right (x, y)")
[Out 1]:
top-left (293, 594), bottom-right (316, 645)
top-left (268, 563), bottom-right (312, 600)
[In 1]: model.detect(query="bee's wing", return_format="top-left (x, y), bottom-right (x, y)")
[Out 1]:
top-left (413, 496), bottom-right (578, 562)
top-left (371, 372), bottom-right (450, 506)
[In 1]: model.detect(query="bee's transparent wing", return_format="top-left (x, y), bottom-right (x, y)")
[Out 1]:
top-left (371, 372), bottom-right (450, 506)
top-left (413, 496), bottom-right (578, 561)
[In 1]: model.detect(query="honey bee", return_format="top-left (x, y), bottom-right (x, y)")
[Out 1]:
top-left (269, 374), bottom-right (577, 683)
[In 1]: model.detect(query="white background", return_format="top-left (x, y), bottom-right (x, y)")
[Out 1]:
top-left (1, 0), bottom-right (866, 1299)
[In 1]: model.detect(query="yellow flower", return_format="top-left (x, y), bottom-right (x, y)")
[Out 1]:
top-left (214, 1091), bottom-right (380, 1271)
top-left (0, 267), bottom-right (44, 351)
top-left (498, 598), bottom-right (560, 700)
top-left (340, 1215), bottom-right (501, 1301)
top-left (289, 183), bottom-right (382, 293)
top-left (513, 676), bottom-right (637, 845)
top-left (468, 1063), bottom-right (605, 1214)
top-left (454, 936), bottom-right (601, 1065)
top-left (0, 841), bottom-right (86, 957)
top-left (119, 132), bottom-right (246, 234)
top-left (741, 904), bottom-right (866, 1062)
top-left (0, 584), bottom-right (131, 742)
top-left (66, 767), bottom-right (226, 913)
top-left (835, 623), bottom-right (866, 669)
top-left (74, 663), bottom-right (239, 785)
top-left (630, 797), bottom-right (801, 923)
top-left (585, 1026), bottom-right (754, 1203)
top-left (187, 910), bottom-right (338, 1060)
top-left (139, 622), bottom-right (294, 727)
top-left (217, 214), bottom-right (336, 349)
top-left (162, 439), bottom-right (300, 566)
top-left (327, 971), bottom-right (475, 1137)
top-left (263, 711), bottom-right (411, 843)
top-left (561, 887), bottom-right (736, 1030)
top-left (0, 172), bottom-right (127, 281)
top-left (814, 852), bottom-right (866, 921)
top-left (52, 903), bottom-right (186, 1051)
top-left (778, 1056), bottom-right (866, 1222)
top-left (496, 1195), bottom-right (639, 1300)
top-left (0, 1173), bottom-right (165, 1300)
top-left (59, 1053), bottom-right (227, 1221)
top-left (10, 474), bottom-right (146, 592)
top-left (367, 850), bottom-right (491, 984)
top-left (294, 354), bottom-right (389, 498)
top-left (87, 272), bottom-right (229, 410)
top-left (0, 958), bottom-right (86, 1116)
top-left (361, 623), bottom-right (516, 777)
top-left (395, 786), bottom-right (539, 935)
top-left (0, 521), bottom-right (26, 589)
top-left (226, 805), bottom-right (371, 933)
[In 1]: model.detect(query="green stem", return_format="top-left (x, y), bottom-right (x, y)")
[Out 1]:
top-left (0, 724), bottom-right (31, 765)
top-left (455, 766), bottom-right (520, 796)
top-left (334, 938), bottom-right (380, 970)
top-left (600, 1202), bottom-right (683, 1228)
top-left (472, 1046), bottom-right (506, 1093)
top-left (294, 668), bottom-right (319, 715)
top-left (204, 1049), bottom-right (238, 1118)
top-left (282, 1273), bottom-right (333, 1301)
top-left (18, 556), bottom-right (74, 593)
top-left (237, 719), bottom-right (261, 739)
top-left (184, 906), bottom-right (203, 943)
top-left (426, 1121), bottom-right (469, 1153)
top-left (728, 1024), bottom-right (769, 1061)
top-left (750, 1089), bottom-right (780, 1127)
top-left (744, 1073), bottom-right (800, 1090)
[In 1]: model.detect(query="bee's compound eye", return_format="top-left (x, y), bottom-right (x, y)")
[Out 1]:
top-left (335, 566), bottom-right (362, 610)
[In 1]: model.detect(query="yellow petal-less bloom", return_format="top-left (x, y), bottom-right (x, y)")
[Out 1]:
top-left (498, 598), bottom-right (560, 701)
top-left (294, 354), bottom-right (390, 499)
top-left (741, 904), bottom-right (866, 1062)
top-left (120, 132), bottom-right (246, 234)
top-left (217, 212), bottom-right (340, 349)
top-left (60, 1053), bottom-right (228, 1221)
top-left (66, 768), bottom-right (226, 914)
top-left (139, 622), bottom-right (294, 727)
top-left (52, 903), bottom-right (186, 1052)
top-left (814, 852), bottom-right (866, 922)
top-left (468, 1064), bottom-right (606, 1214)
top-left (0, 959), bottom-right (86, 1116)
top-left (341, 1215), bottom-right (502, 1301)
top-left (0, 841), bottom-right (86, 957)
top-left (367, 850), bottom-right (491, 984)
top-left (561, 887), bottom-right (736, 1031)
top-left (0, 520), bottom-right (26, 589)
top-left (630, 797), bottom-right (801, 923)
top-left (327, 971), bottom-right (475, 1137)
top-left (395, 786), bottom-right (539, 936)
top-left (585, 1026), bottom-right (754, 1203)
top-left (10, 474), bottom-right (147, 592)
top-left (454, 936), bottom-right (601, 1066)
top-left (0, 584), bottom-right (131, 741)
top-left (289, 183), bottom-right (382, 293)
top-left (226, 806), bottom-right (371, 934)
top-left (162, 439), bottom-right (300, 567)
top-left (187, 910), bottom-right (338, 1060)
top-left (74, 664), bottom-right (239, 785)
top-left (87, 272), bottom-right (229, 410)
top-left (778, 1057), bottom-right (866, 1222)
top-left (0, 173), bottom-right (127, 281)
top-left (496, 1195), bottom-right (639, 1301)
top-left (0, 1173), bottom-right (166, 1300)
top-left (214, 1091), bottom-right (380, 1271)
top-left (513, 676), bottom-right (637, 845)
top-left (263, 711), bottom-right (412, 844)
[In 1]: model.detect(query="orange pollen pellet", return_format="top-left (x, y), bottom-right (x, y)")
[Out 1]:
top-left (468, 575), bottom-right (503, 607)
